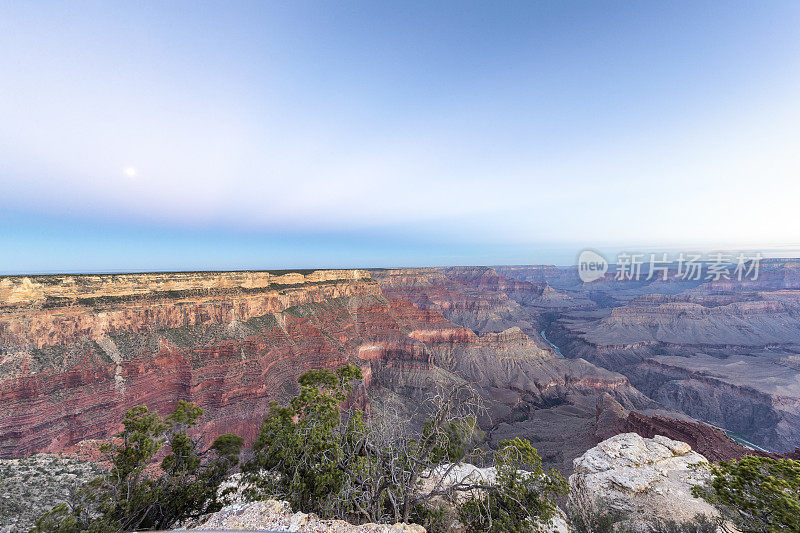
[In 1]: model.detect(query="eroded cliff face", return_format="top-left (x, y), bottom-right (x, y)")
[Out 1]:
top-left (0, 271), bottom-right (385, 456)
top-left (370, 267), bottom-right (656, 471)
top-left (0, 268), bottom-right (650, 474)
top-left (501, 261), bottom-right (800, 453)
top-left (373, 267), bottom-right (543, 336)
top-left (0, 270), bottom-right (373, 350)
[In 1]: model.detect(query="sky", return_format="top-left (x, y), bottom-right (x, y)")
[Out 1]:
top-left (2, 1), bottom-right (800, 273)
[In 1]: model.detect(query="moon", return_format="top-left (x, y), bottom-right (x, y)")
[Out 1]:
top-left (123, 167), bottom-right (137, 178)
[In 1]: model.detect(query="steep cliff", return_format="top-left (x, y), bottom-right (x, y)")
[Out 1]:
top-left (0, 271), bottom-right (380, 456)
top-left (0, 268), bottom-right (651, 475)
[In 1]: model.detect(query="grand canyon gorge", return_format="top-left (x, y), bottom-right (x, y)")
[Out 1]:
top-left (7, 2), bottom-right (800, 530)
top-left (4, 263), bottom-right (799, 469)
top-left (3, 263), bottom-right (800, 531)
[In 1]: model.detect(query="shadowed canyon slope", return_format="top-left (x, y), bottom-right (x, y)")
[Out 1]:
top-left (0, 268), bottom-right (649, 471)
top-left (498, 260), bottom-right (800, 452)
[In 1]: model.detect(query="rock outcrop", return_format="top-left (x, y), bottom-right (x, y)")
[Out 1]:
top-left (568, 433), bottom-right (716, 530)
top-left (188, 499), bottom-right (425, 533)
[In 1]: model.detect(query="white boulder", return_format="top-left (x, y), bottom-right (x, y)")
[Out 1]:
top-left (568, 433), bottom-right (717, 530)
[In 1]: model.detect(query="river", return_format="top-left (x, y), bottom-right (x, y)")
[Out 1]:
top-left (540, 329), bottom-right (565, 358)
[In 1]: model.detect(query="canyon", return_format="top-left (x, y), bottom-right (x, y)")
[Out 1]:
top-left (2, 262), bottom-right (799, 474)
top-left (498, 260), bottom-right (800, 452)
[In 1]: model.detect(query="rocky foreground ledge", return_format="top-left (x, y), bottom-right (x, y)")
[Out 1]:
top-left (183, 433), bottom-right (717, 533)
top-left (186, 500), bottom-right (425, 532)
top-left (1, 434), bottom-right (721, 533)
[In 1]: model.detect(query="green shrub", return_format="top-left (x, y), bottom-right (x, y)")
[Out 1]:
top-left (409, 502), bottom-right (451, 532)
top-left (648, 515), bottom-right (718, 532)
top-left (693, 455), bottom-right (800, 533)
top-left (458, 438), bottom-right (568, 532)
top-left (567, 510), bottom-right (717, 533)
top-left (31, 401), bottom-right (243, 533)
top-left (243, 364), bottom-right (363, 514)
top-left (246, 366), bottom-right (567, 532)
top-left (567, 509), bottom-right (626, 533)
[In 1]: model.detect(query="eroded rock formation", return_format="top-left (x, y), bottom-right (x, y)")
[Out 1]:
top-left (0, 268), bottom-right (648, 474)
top-left (568, 433), bottom-right (717, 531)
top-left (501, 261), bottom-right (800, 453)
top-left (370, 268), bottom-right (656, 471)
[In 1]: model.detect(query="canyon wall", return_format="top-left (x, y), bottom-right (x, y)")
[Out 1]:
top-left (501, 260), bottom-right (800, 452)
top-left (0, 271), bottom-right (379, 456)
top-left (370, 267), bottom-right (656, 470)
top-left (0, 268), bottom-right (651, 474)
top-left (6, 262), bottom-right (795, 469)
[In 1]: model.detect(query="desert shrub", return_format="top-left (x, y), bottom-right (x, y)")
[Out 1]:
top-left (31, 401), bottom-right (243, 533)
top-left (567, 511), bottom-right (716, 533)
top-left (457, 438), bottom-right (569, 532)
top-left (693, 455), bottom-right (800, 533)
top-left (567, 509), bottom-right (625, 533)
top-left (648, 514), bottom-right (718, 532)
top-left (243, 364), bottom-right (363, 514)
top-left (409, 502), bottom-right (452, 532)
top-left (244, 365), bottom-right (567, 531)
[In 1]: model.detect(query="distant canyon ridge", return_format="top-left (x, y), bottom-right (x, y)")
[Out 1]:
top-left (2, 262), bottom-right (800, 470)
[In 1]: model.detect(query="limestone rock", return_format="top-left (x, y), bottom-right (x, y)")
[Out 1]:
top-left (568, 433), bottom-right (717, 530)
top-left (189, 499), bottom-right (425, 532)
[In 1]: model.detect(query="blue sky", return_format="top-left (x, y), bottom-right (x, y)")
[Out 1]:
top-left (2, 1), bottom-right (800, 273)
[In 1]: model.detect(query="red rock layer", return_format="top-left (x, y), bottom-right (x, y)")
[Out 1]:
top-left (0, 267), bottom-right (654, 469)
top-left (0, 271), bottom-right (381, 456)
top-left (594, 394), bottom-right (800, 462)
top-left (2, 270), bottom-right (546, 458)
